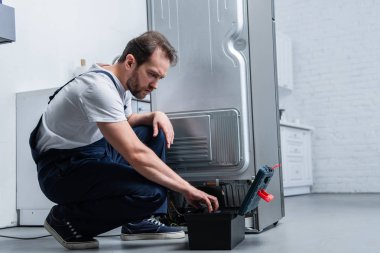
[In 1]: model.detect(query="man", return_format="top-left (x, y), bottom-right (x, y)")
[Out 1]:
top-left (29, 31), bottom-right (219, 250)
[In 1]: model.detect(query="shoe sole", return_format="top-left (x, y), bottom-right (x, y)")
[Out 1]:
top-left (44, 220), bottom-right (99, 250)
top-left (120, 231), bottom-right (185, 241)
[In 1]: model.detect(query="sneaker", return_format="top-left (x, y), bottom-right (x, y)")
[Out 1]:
top-left (120, 216), bottom-right (185, 241)
top-left (44, 207), bottom-right (99, 250)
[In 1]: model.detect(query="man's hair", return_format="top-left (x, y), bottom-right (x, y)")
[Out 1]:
top-left (118, 31), bottom-right (177, 66)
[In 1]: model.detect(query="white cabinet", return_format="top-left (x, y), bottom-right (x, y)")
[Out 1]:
top-left (276, 32), bottom-right (293, 91)
top-left (280, 123), bottom-right (313, 196)
top-left (131, 94), bottom-right (151, 114)
top-left (16, 89), bottom-right (56, 225)
top-left (131, 100), bottom-right (151, 114)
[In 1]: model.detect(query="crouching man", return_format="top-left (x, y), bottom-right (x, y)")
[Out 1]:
top-left (29, 31), bottom-right (218, 250)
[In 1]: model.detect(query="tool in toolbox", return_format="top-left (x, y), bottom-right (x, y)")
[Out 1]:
top-left (185, 164), bottom-right (279, 250)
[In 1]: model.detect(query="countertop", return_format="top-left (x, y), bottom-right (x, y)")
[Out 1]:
top-left (280, 121), bottom-right (314, 131)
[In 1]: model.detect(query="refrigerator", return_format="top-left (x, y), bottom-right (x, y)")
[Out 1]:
top-left (147, 0), bottom-right (284, 232)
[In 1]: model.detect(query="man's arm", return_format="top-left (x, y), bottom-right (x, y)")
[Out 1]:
top-left (97, 120), bottom-right (219, 212)
top-left (127, 111), bottom-right (174, 149)
top-left (127, 112), bottom-right (154, 126)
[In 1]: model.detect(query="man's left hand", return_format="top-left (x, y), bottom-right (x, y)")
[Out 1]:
top-left (152, 111), bottom-right (174, 149)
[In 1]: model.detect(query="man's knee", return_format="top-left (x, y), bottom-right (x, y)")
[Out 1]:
top-left (133, 126), bottom-right (166, 146)
top-left (126, 184), bottom-right (167, 210)
top-left (150, 184), bottom-right (167, 208)
top-left (154, 129), bottom-right (166, 145)
top-left (133, 126), bottom-right (153, 144)
top-left (133, 125), bottom-right (166, 160)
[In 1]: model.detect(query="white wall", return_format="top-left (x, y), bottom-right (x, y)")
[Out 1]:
top-left (0, 0), bottom-right (147, 228)
top-left (275, 0), bottom-right (380, 192)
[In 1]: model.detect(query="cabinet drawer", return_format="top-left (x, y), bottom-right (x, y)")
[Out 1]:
top-left (137, 101), bottom-right (151, 113)
top-left (285, 144), bottom-right (305, 156)
top-left (284, 128), bottom-right (305, 140)
top-left (132, 100), bottom-right (151, 114)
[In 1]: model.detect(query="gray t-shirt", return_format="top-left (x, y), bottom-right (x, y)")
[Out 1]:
top-left (36, 64), bottom-right (133, 152)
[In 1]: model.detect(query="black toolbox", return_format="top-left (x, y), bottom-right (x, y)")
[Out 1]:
top-left (185, 165), bottom-right (275, 250)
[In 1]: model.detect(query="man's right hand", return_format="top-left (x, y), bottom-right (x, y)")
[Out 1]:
top-left (184, 186), bottom-right (219, 213)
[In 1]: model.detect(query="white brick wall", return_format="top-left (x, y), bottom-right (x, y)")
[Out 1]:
top-left (275, 0), bottom-right (380, 192)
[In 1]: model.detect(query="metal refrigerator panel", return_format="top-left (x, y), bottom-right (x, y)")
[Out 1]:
top-left (148, 0), bottom-right (284, 231)
top-left (147, 0), bottom-right (253, 180)
top-left (247, 0), bottom-right (285, 230)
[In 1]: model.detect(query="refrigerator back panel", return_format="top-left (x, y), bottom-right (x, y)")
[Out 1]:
top-left (148, 0), bottom-right (285, 231)
top-left (148, 0), bottom-right (252, 179)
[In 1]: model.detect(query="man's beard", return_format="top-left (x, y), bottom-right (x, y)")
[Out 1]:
top-left (126, 71), bottom-right (146, 99)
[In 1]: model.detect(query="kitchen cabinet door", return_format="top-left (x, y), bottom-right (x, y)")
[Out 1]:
top-left (280, 125), bottom-right (313, 195)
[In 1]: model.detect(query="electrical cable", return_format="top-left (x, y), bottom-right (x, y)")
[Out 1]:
top-left (0, 227), bottom-right (51, 240)
top-left (0, 234), bottom-right (51, 240)
top-left (0, 226), bottom-right (120, 240)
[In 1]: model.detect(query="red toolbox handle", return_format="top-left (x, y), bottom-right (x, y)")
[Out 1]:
top-left (258, 190), bottom-right (274, 203)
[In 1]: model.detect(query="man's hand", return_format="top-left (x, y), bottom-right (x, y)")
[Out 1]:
top-left (184, 186), bottom-right (219, 213)
top-left (152, 111), bottom-right (174, 149)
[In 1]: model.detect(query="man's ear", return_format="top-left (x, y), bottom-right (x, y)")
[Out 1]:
top-left (125, 54), bottom-right (136, 69)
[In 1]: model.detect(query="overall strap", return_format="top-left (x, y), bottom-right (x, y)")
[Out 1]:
top-left (30, 70), bottom-right (121, 164)
top-left (48, 70), bottom-right (118, 104)
top-left (48, 77), bottom-right (75, 104)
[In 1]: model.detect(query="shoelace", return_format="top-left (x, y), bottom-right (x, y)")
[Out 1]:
top-left (146, 216), bottom-right (166, 227)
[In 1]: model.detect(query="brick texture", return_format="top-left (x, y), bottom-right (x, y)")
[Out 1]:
top-left (275, 0), bottom-right (380, 192)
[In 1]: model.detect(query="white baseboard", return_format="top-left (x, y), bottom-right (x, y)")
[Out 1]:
top-left (284, 186), bottom-right (311, 196)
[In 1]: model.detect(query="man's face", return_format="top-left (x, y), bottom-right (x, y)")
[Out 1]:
top-left (126, 48), bottom-right (170, 99)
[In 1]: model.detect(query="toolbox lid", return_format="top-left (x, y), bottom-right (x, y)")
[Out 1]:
top-left (238, 165), bottom-right (274, 216)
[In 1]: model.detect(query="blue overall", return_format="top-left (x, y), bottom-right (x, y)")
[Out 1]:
top-left (29, 71), bottom-right (168, 237)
